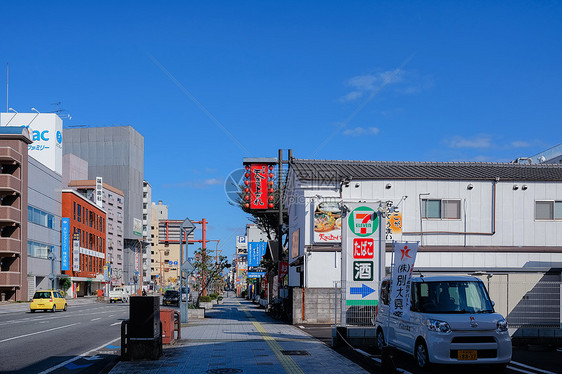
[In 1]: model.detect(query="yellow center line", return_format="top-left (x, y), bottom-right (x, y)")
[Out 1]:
top-left (237, 301), bottom-right (305, 374)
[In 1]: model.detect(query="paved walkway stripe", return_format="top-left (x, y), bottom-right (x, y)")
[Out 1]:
top-left (238, 301), bottom-right (305, 374)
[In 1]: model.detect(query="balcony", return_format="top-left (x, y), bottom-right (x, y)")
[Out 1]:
top-left (0, 147), bottom-right (22, 163)
top-left (0, 238), bottom-right (21, 255)
top-left (0, 206), bottom-right (20, 224)
top-left (0, 271), bottom-right (21, 287)
top-left (0, 175), bottom-right (21, 193)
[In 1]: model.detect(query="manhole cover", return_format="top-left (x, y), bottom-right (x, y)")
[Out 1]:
top-left (206, 369), bottom-right (243, 374)
top-left (281, 350), bottom-right (310, 356)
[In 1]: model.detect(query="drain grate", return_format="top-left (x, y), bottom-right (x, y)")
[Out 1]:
top-left (281, 350), bottom-right (310, 356)
top-left (206, 369), bottom-right (243, 374)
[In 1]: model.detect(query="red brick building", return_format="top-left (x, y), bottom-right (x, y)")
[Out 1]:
top-left (62, 190), bottom-right (106, 297)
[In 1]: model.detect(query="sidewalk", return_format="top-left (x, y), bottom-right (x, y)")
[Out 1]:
top-left (0, 295), bottom-right (99, 314)
top-left (110, 295), bottom-right (369, 374)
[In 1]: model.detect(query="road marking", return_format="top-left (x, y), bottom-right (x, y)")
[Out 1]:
top-left (110, 322), bottom-right (121, 326)
top-left (37, 337), bottom-right (121, 374)
top-left (91, 318), bottom-right (101, 321)
top-left (507, 366), bottom-right (540, 374)
top-left (510, 361), bottom-right (558, 374)
top-left (0, 323), bottom-right (80, 343)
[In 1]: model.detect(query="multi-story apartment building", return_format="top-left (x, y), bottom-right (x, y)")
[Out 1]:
top-left (0, 128), bottom-right (32, 302)
top-left (142, 180), bottom-right (152, 288)
top-left (63, 126), bottom-right (144, 287)
top-left (285, 158), bottom-right (562, 327)
top-left (61, 190), bottom-right (106, 297)
top-left (67, 179), bottom-right (125, 286)
top-left (150, 201), bottom-right (180, 290)
top-left (1, 112), bottom-right (64, 302)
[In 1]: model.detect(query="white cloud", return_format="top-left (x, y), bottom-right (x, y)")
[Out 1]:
top-left (204, 178), bottom-right (222, 185)
top-left (338, 91), bottom-right (364, 103)
top-left (163, 178), bottom-right (223, 189)
top-left (342, 127), bottom-right (380, 137)
top-left (445, 135), bottom-right (492, 149)
top-left (510, 141), bottom-right (531, 148)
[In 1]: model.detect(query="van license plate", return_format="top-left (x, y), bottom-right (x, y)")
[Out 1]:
top-left (458, 350), bottom-right (477, 360)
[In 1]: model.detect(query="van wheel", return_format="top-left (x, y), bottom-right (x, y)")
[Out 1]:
top-left (63, 304), bottom-right (67, 311)
top-left (415, 340), bottom-right (430, 369)
top-left (376, 329), bottom-right (386, 351)
top-left (51, 305), bottom-right (56, 313)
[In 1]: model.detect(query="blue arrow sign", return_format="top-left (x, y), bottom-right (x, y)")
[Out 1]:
top-left (350, 284), bottom-right (375, 298)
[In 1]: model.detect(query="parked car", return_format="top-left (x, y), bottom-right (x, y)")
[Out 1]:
top-left (163, 290), bottom-right (180, 306)
top-left (30, 290), bottom-right (67, 312)
top-left (374, 275), bottom-right (512, 370)
top-left (108, 287), bottom-right (129, 303)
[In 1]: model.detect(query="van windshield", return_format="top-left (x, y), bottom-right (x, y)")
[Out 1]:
top-left (412, 281), bottom-right (494, 314)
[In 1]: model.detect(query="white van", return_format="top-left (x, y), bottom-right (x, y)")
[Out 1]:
top-left (375, 275), bottom-right (511, 370)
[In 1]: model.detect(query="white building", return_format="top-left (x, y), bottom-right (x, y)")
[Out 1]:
top-left (285, 159), bottom-right (562, 327)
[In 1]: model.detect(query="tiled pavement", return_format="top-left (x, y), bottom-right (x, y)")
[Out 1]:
top-left (110, 295), bottom-right (369, 374)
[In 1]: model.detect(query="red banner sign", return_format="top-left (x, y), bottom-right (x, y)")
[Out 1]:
top-left (278, 261), bottom-right (289, 279)
top-left (250, 164), bottom-right (268, 209)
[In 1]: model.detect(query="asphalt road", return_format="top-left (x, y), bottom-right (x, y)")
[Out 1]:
top-left (0, 301), bottom-right (129, 374)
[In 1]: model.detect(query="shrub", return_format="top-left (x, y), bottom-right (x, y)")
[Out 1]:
top-left (209, 293), bottom-right (218, 300)
top-left (199, 295), bottom-right (211, 302)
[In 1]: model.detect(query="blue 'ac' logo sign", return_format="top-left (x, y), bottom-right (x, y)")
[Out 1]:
top-left (31, 130), bottom-right (49, 142)
top-left (56, 131), bottom-right (62, 144)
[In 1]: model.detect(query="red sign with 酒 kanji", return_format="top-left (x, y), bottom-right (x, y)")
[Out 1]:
top-left (250, 164), bottom-right (268, 209)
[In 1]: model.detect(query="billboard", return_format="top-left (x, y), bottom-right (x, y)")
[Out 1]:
top-left (1, 113), bottom-right (63, 175)
top-left (248, 241), bottom-right (267, 267)
top-left (313, 202), bottom-right (342, 243)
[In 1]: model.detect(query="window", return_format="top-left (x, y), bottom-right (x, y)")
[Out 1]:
top-left (536, 201), bottom-right (562, 220)
top-left (422, 199), bottom-right (461, 219)
top-left (28, 206), bottom-right (56, 229)
top-left (77, 204), bottom-right (82, 222)
top-left (28, 241), bottom-right (54, 259)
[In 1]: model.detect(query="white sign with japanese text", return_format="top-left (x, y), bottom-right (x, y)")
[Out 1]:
top-left (390, 242), bottom-right (418, 320)
top-left (342, 203), bottom-right (385, 308)
top-left (95, 177), bottom-right (103, 207)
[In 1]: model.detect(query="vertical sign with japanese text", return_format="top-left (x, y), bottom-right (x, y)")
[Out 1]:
top-left (61, 218), bottom-right (70, 271)
top-left (248, 241), bottom-right (267, 267)
top-left (95, 177), bottom-right (103, 207)
top-left (250, 164), bottom-right (268, 209)
top-left (390, 242), bottom-right (418, 320)
top-left (342, 203), bottom-right (384, 307)
top-left (72, 232), bottom-right (80, 272)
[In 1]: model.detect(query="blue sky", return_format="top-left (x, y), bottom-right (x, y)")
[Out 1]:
top-left (2, 1), bottom-right (562, 260)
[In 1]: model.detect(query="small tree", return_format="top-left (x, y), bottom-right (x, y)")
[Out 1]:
top-left (192, 247), bottom-right (230, 306)
top-left (60, 277), bottom-right (72, 292)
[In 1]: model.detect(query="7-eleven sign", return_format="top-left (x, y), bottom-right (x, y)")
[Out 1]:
top-left (348, 206), bottom-right (378, 237)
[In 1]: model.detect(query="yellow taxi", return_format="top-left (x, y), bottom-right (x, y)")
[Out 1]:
top-left (30, 290), bottom-right (67, 313)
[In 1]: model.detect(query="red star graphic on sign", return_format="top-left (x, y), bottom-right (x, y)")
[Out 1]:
top-left (400, 245), bottom-right (411, 260)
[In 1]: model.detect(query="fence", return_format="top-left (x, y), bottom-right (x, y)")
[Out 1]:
top-left (486, 280), bottom-right (561, 329)
top-left (334, 280), bottom-right (378, 327)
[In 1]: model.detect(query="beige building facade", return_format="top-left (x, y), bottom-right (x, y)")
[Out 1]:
top-left (150, 201), bottom-right (181, 291)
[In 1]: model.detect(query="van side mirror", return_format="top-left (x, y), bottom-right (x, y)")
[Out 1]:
top-left (491, 300), bottom-right (495, 307)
